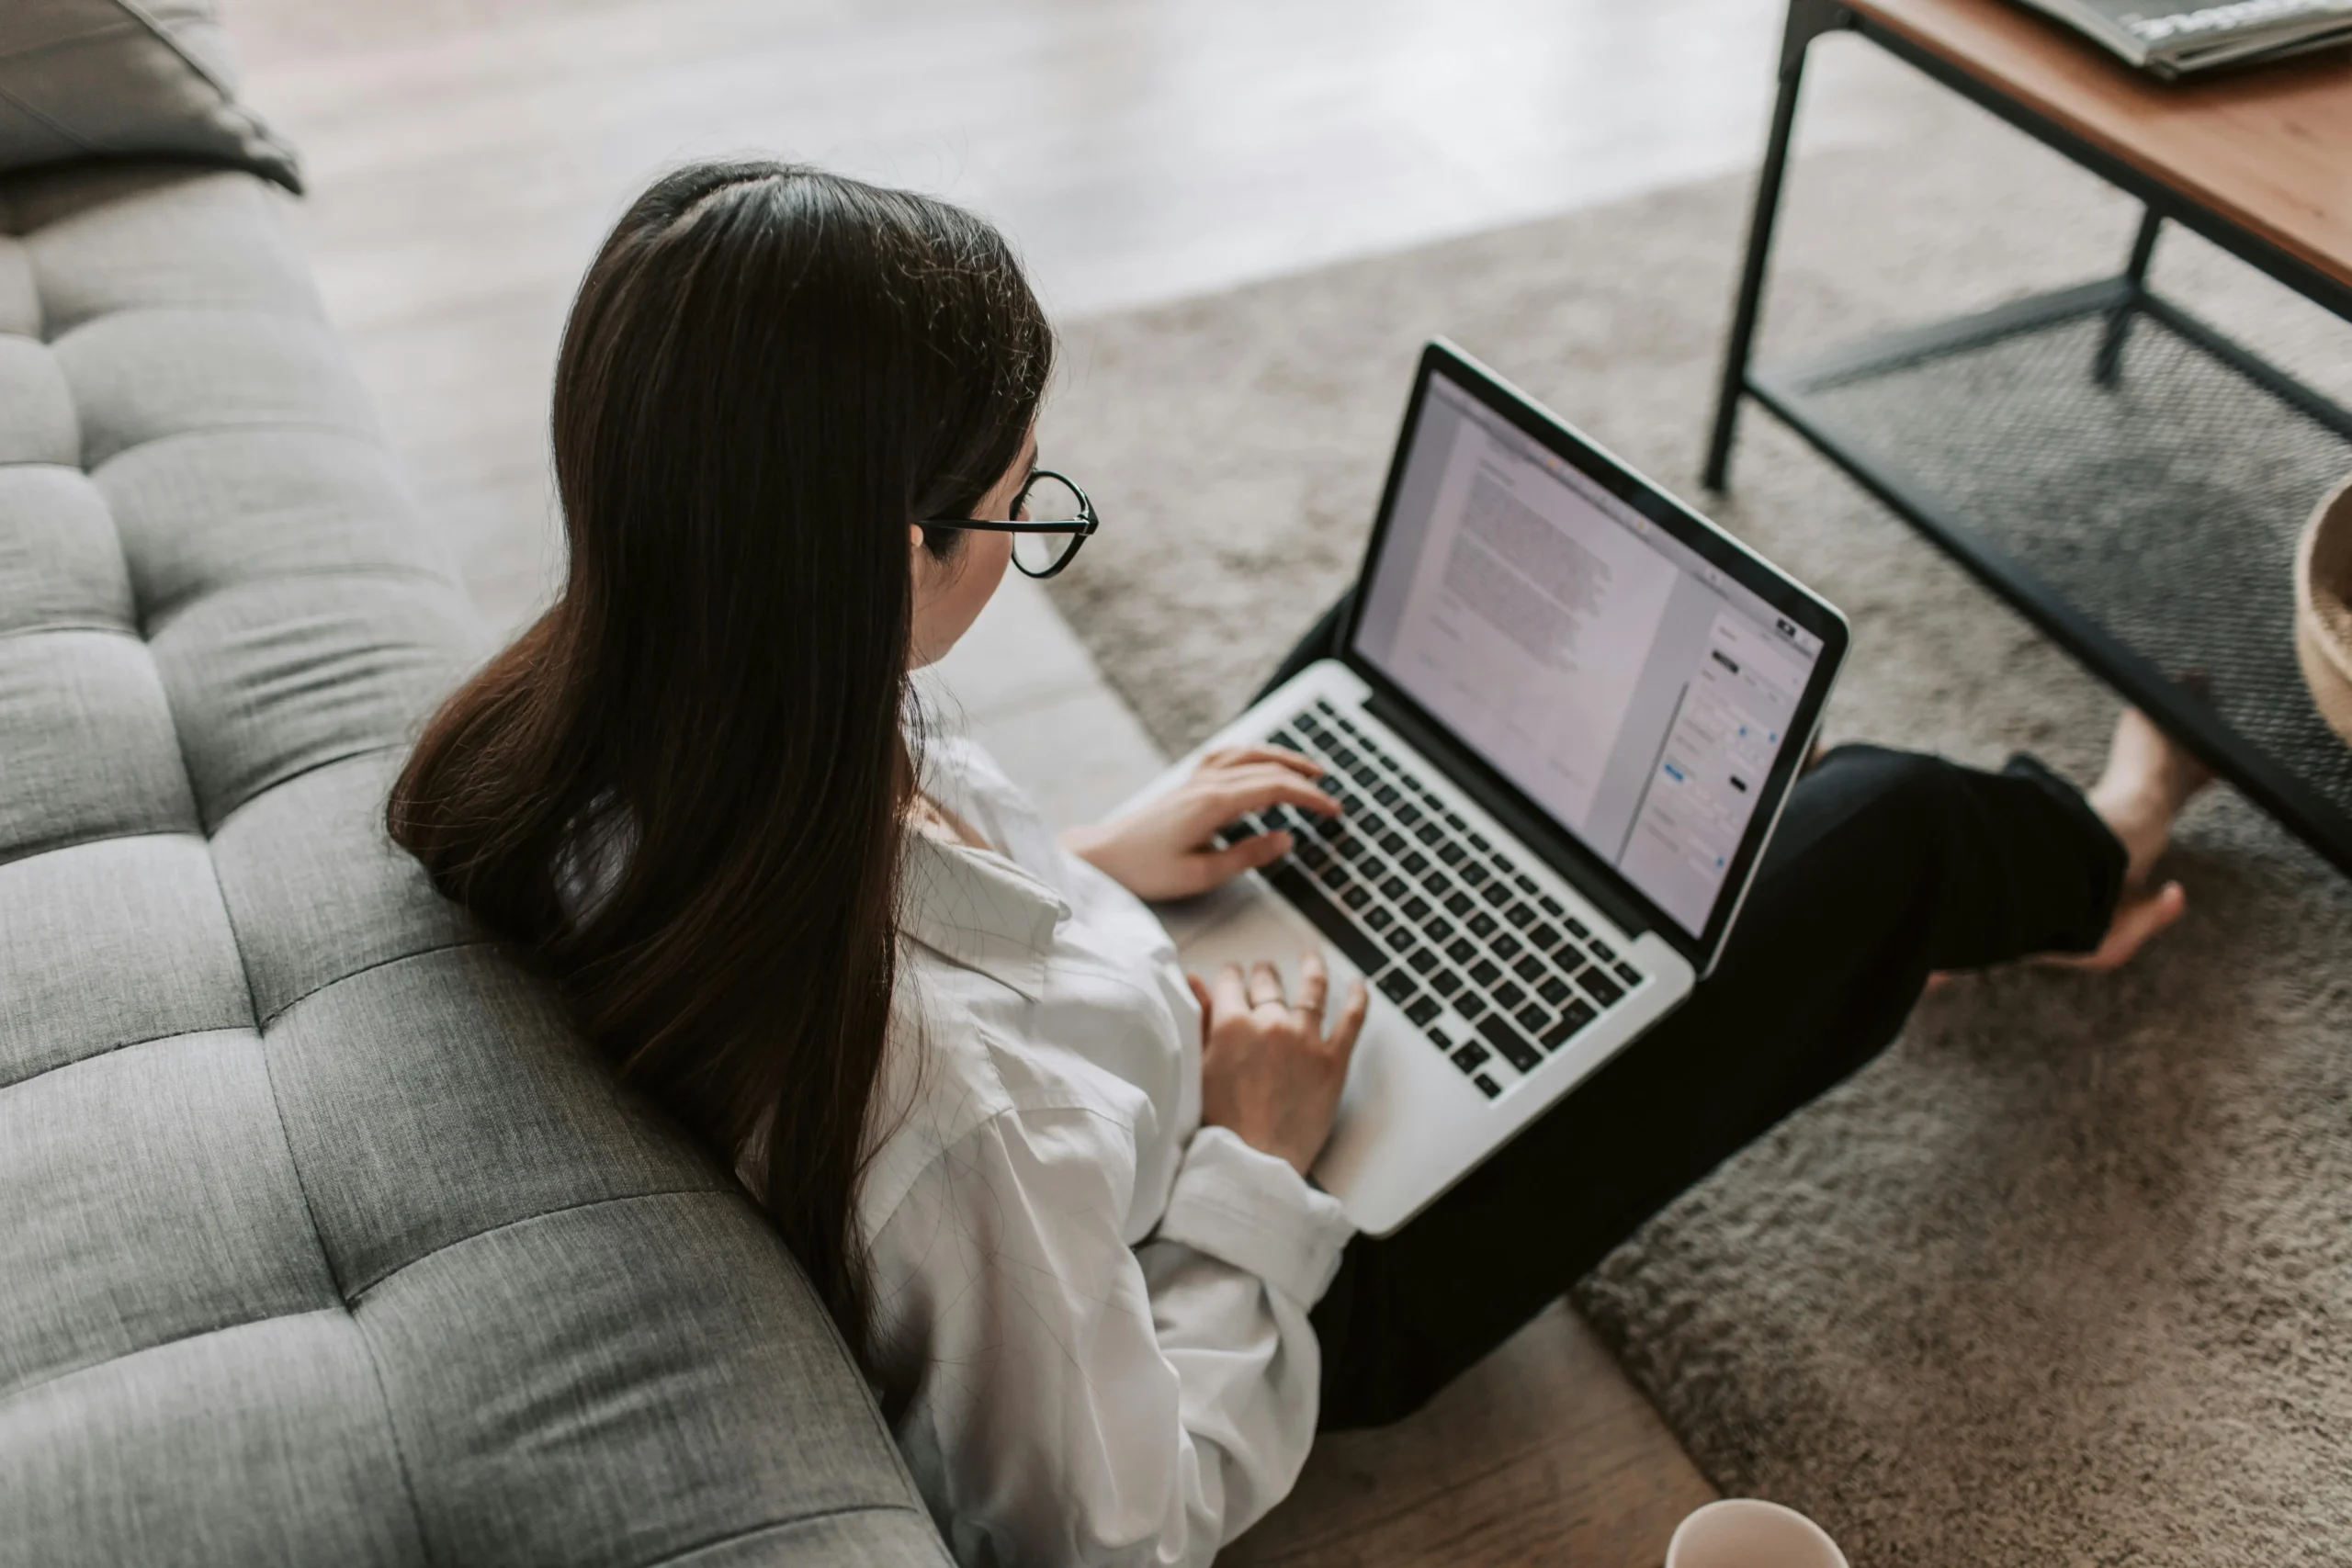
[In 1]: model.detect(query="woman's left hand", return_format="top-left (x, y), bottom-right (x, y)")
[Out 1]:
top-left (1061, 746), bottom-right (1340, 901)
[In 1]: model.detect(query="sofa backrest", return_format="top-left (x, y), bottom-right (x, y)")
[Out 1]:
top-left (0, 162), bottom-right (946, 1567)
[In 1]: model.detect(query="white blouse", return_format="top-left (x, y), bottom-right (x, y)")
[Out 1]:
top-left (851, 737), bottom-right (1358, 1567)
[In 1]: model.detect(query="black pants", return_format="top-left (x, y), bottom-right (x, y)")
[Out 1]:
top-left (1255, 595), bottom-right (2130, 1431)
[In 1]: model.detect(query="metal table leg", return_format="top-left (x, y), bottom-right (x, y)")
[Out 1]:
top-left (2093, 208), bottom-right (2164, 387)
top-left (1702, 0), bottom-right (1852, 492)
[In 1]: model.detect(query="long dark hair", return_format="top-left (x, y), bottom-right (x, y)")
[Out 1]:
top-left (389, 162), bottom-right (1053, 1369)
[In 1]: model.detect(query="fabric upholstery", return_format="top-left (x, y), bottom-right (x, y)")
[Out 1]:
top-left (0, 1), bottom-right (300, 192)
top-left (0, 158), bottom-right (946, 1566)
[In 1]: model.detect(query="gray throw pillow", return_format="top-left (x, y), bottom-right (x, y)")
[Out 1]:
top-left (0, 0), bottom-right (300, 192)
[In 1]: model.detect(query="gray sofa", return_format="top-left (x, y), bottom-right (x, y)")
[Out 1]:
top-left (0, 22), bottom-right (948, 1568)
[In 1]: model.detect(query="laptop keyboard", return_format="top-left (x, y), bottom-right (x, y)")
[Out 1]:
top-left (1216, 698), bottom-right (1646, 1100)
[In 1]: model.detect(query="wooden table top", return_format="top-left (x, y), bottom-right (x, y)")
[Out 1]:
top-left (1846, 0), bottom-right (2352, 296)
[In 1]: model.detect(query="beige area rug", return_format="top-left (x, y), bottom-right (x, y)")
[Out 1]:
top-left (1043, 87), bottom-right (2352, 1567)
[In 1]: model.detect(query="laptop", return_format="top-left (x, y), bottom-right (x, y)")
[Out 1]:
top-left (1133, 340), bottom-right (1849, 1235)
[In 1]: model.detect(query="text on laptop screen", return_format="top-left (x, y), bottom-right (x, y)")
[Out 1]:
top-left (1352, 372), bottom-right (1824, 937)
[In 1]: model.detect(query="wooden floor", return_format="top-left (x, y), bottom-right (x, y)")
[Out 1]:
top-left (219, 1), bottom-right (1937, 1560)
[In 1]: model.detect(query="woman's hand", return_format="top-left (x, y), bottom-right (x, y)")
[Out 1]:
top-left (1191, 953), bottom-right (1369, 1176)
top-left (1061, 746), bottom-right (1338, 901)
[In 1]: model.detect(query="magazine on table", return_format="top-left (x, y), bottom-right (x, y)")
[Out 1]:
top-left (2010, 0), bottom-right (2352, 76)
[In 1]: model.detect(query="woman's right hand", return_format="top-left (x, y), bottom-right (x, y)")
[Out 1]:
top-left (1189, 953), bottom-right (1369, 1176)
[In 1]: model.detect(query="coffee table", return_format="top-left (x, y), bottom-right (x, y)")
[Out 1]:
top-left (1703, 0), bottom-right (2352, 874)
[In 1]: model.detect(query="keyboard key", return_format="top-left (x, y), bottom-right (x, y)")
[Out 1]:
top-left (1373, 784), bottom-right (1401, 807)
top-left (1269, 731), bottom-right (1303, 751)
top-left (1444, 892), bottom-right (1476, 918)
top-left (1314, 698), bottom-right (1338, 716)
top-left (1317, 864), bottom-right (1348, 890)
top-left (1513, 874), bottom-right (1539, 896)
top-left (1613, 962), bottom-right (1644, 987)
top-left (1378, 875), bottom-right (1408, 901)
top-left (1400, 895), bottom-right (1431, 921)
top-left (1359, 857), bottom-right (1389, 882)
top-left (1492, 980), bottom-right (1526, 1011)
top-left (1385, 926), bottom-right (1414, 952)
top-left (1340, 886), bottom-right (1370, 910)
top-left (1528, 922), bottom-right (1561, 951)
top-left (1430, 969), bottom-right (1464, 997)
top-left (1378, 830), bottom-right (1409, 857)
top-left (1513, 954), bottom-right (1545, 983)
top-left (1515, 1003), bottom-right (1551, 1035)
top-left (1492, 853), bottom-right (1515, 874)
top-left (1396, 802), bottom-right (1422, 826)
top-left (1425, 872), bottom-right (1453, 897)
top-left (1589, 938), bottom-right (1618, 963)
top-left (1401, 852), bottom-right (1430, 877)
top-left (1468, 832), bottom-right (1491, 852)
top-left (1364, 906), bottom-right (1393, 931)
top-left (1406, 947), bottom-right (1439, 975)
top-left (1579, 968), bottom-right (1625, 1007)
top-left (1480, 882), bottom-right (1512, 908)
top-left (1473, 1073), bottom-right (1501, 1099)
top-left (1445, 938), bottom-right (1478, 965)
top-left (1349, 764), bottom-right (1379, 787)
top-left (1430, 1027), bottom-right (1453, 1050)
top-left (1455, 992), bottom-right (1488, 1021)
top-left (1566, 918), bottom-right (1590, 939)
top-left (1475, 1013), bottom-right (1544, 1072)
top-left (1262, 863), bottom-right (1387, 976)
top-left (1444, 813), bottom-right (1468, 831)
top-left (1331, 747), bottom-right (1359, 768)
top-left (1405, 995), bottom-right (1442, 1027)
top-left (1459, 863), bottom-right (1489, 888)
top-left (1467, 959), bottom-right (1502, 987)
top-left (1505, 901), bottom-right (1538, 928)
top-left (1378, 970), bottom-right (1418, 1005)
top-left (1467, 911), bottom-right (1499, 939)
top-left (1436, 841), bottom-right (1466, 866)
top-left (1398, 771), bottom-right (1423, 790)
top-left (1425, 917), bottom-right (1455, 942)
top-left (1453, 1043), bottom-right (1490, 1073)
top-left (1415, 821), bottom-right (1446, 846)
top-left (1490, 932), bottom-right (1522, 961)
top-left (1540, 999), bottom-right (1598, 1049)
top-left (1538, 895), bottom-right (1565, 917)
top-left (1537, 976), bottom-right (1572, 1005)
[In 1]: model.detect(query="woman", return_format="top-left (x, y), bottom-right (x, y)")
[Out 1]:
top-left (390, 162), bottom-right (2207, 1565)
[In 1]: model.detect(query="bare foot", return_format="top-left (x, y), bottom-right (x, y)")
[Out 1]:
top-left (2040, 878), bottom-right (2188, 971)
top-left (1933, 709), bottom-right (2210, 984)
top-left (2087, 706), bottom-right (2211, 890)
top-left (2044, 708), bottom-right (2210, 969)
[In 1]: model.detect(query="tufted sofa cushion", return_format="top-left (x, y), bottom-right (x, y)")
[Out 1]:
top-left (0, 163), bottom-right (947, 1567)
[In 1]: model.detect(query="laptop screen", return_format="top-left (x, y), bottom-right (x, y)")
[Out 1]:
top-left (1351, 368), bottom-right (1826, 938)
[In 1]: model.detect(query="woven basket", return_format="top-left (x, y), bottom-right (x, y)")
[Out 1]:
top-left (2297, 476), bottom-right (2352, 749)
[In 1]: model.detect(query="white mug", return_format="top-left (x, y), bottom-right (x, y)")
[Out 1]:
top-left (1665, 1499), bottom-right (1850, 1568)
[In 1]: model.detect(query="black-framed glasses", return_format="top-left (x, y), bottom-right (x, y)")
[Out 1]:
top-left (924, 468), bottom-right (1098, 579)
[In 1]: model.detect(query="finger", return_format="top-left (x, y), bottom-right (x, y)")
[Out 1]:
top-left (1212, 963), bottom-right (1250, 1021)
top-left (1186, 973), bottom-right (1216, 1043)
top-left (1247, 960), bottom-right (1286, 1010)
top-left (1204, 744), bottom-right (1325, 780)
top-left (1200, 770), bottom-right (1343, 823)
top-left (1168, 830), bottom-right (1293, 897)
top-left (1325, 977), bottom-right (1371, 1059)
top-left (1295, 951), bottom-right (1329, 1019)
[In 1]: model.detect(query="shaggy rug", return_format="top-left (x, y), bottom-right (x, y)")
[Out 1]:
top-left (1043, 84), bottom-right (2352, 1567)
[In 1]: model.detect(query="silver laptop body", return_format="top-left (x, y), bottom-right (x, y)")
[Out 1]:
top-left (1129, 342), bottom-right (1849, 1235)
